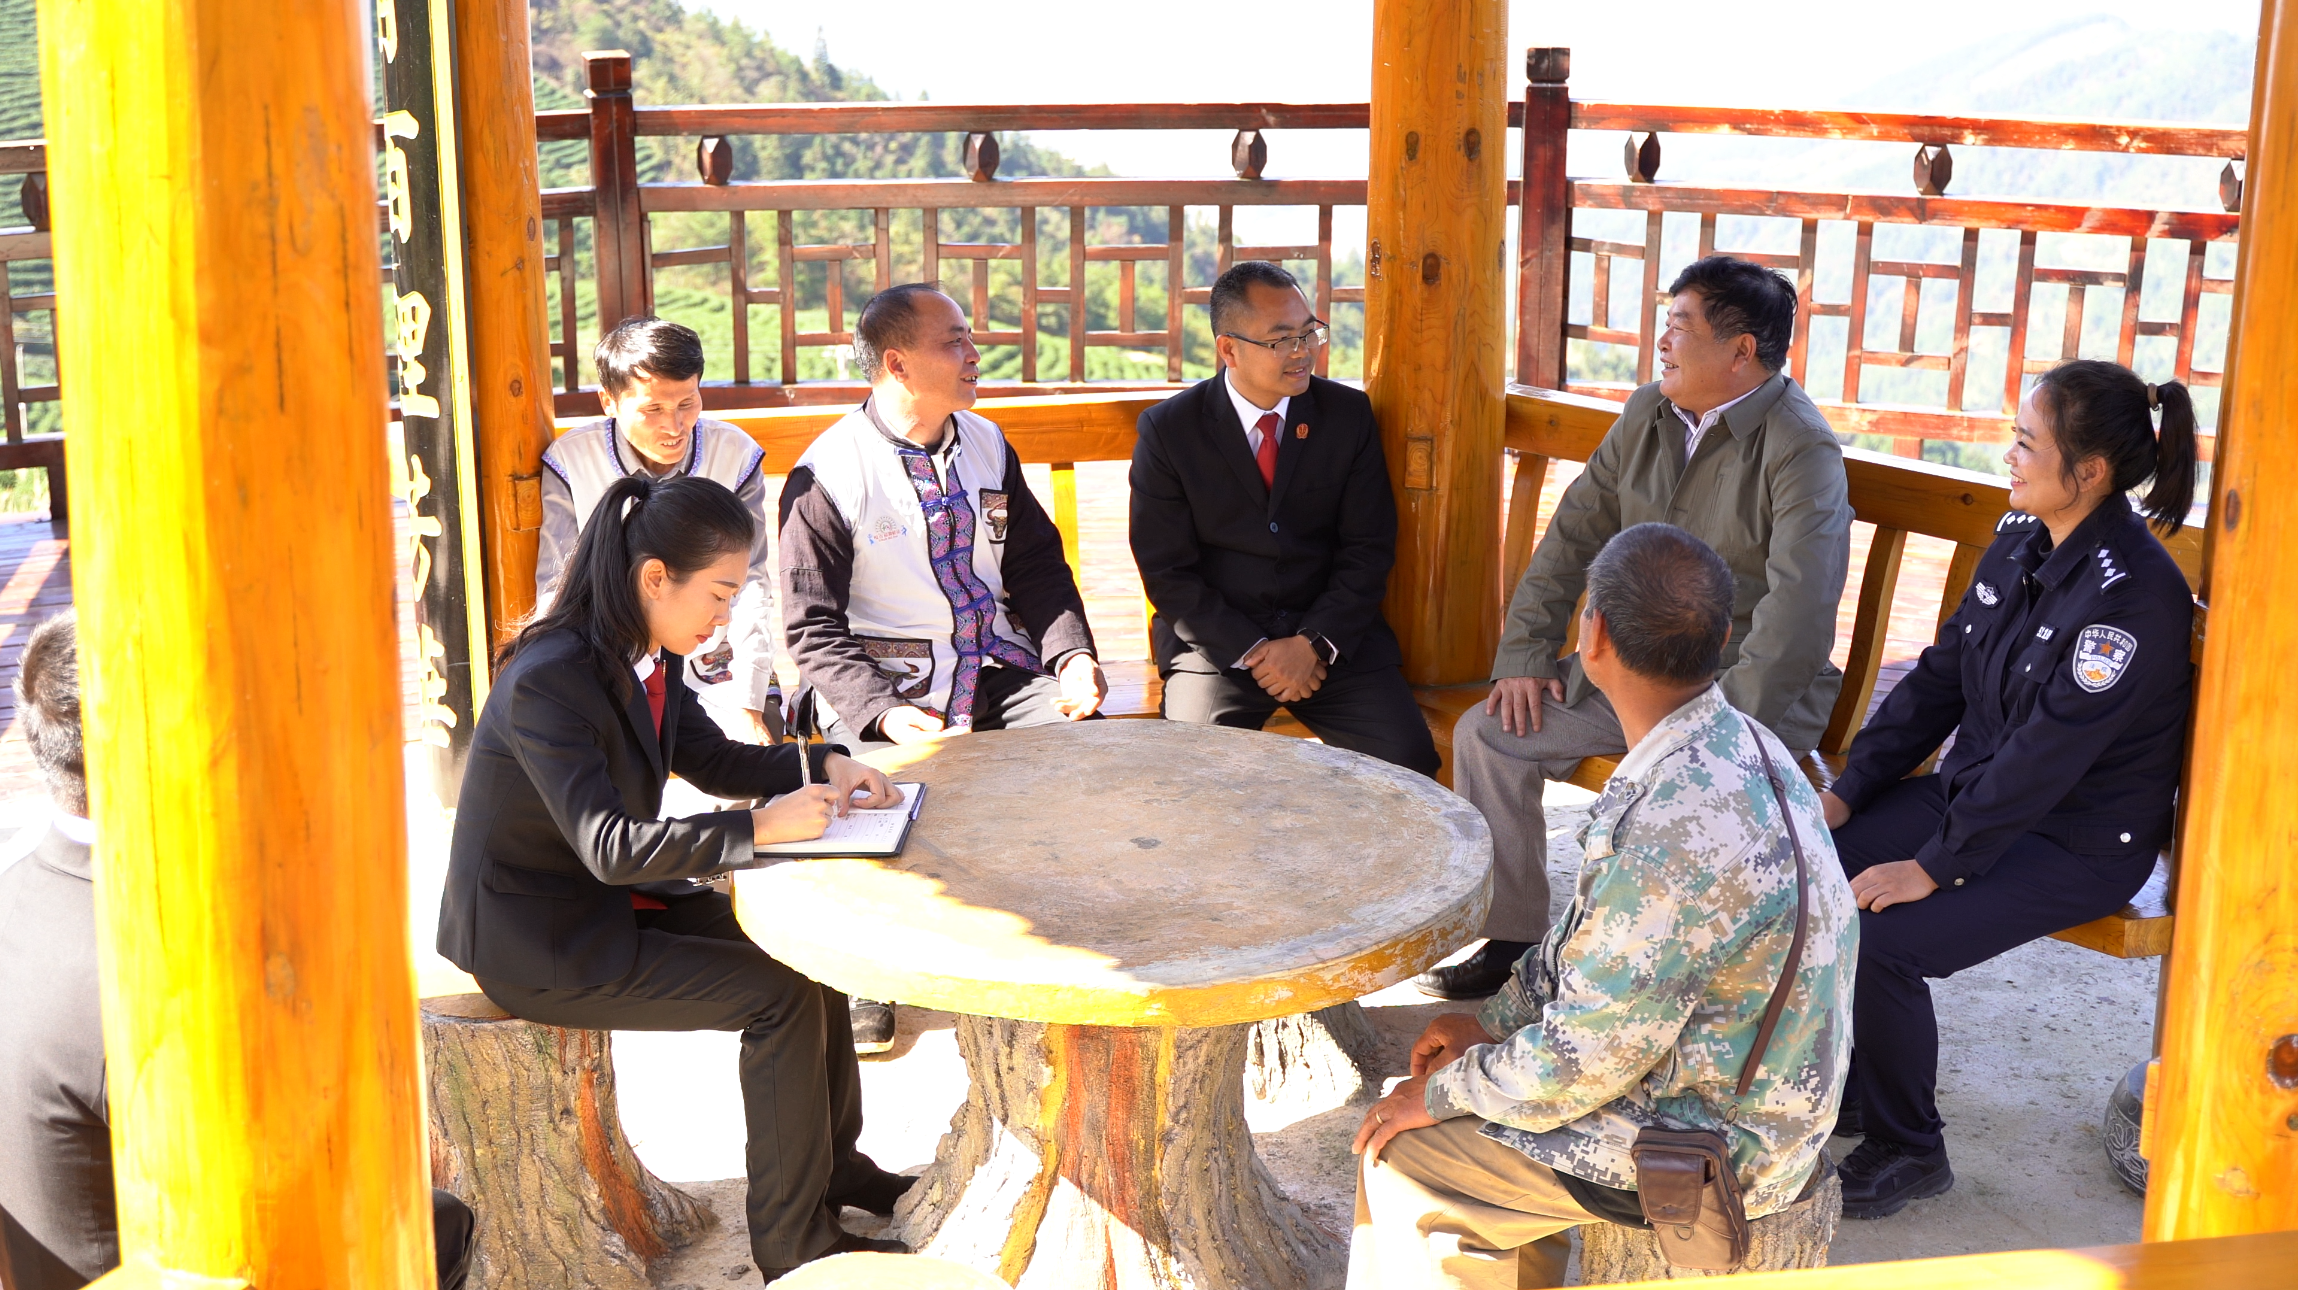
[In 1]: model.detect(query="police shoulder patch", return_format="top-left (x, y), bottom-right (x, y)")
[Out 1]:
top-left (1996, 510), bottom-right (2038, 534)
top-left (2072, 624), bottom-right (2139, 693)
top-left (2095, 545), bottom-right (2129, 590)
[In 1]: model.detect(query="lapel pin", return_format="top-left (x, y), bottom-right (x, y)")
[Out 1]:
top-left (1296, 423), bottom-right (1310, 439)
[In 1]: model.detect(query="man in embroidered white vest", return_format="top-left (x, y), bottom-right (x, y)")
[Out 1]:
top-left (539, 315), bottom-right (781, 744)
top-left (779, 283), bottom-right (1105, 754)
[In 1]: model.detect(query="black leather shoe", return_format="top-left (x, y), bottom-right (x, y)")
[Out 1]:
top-left (1411, 940), bottom-right (1532, 1000)
top-left (851, 999), bottom-right (896, 1055)
top-left (1839, 1137), bottom-right (1953, 1218)
top-left (831, 1169), bottom-right (918, 1217)
top-left (761, 1231), bottom-right (911, 1281)
top-left (1831, 1098), bottom-right (1864, 1138)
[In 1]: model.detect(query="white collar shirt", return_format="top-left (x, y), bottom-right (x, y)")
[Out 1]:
top-left (1671, 384), bottom-right (1760, 460)
top-left (1223, 370), bottom-right (1290, 455)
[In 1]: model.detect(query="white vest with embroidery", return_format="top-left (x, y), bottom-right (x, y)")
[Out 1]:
top-left (541, 417), bottom-right (765, 703)
top-left (796, 407), bottom-right (1035, 728)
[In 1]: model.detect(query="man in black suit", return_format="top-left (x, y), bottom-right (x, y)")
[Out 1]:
top-left (1129, 261), bottom-right (1438, 774)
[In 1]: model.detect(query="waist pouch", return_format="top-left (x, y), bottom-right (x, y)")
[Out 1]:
top-left (1631, 1127), bottom-right (1751, 1271)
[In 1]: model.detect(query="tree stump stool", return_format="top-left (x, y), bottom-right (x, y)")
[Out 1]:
top-left (1578, 1162), bottom-right (1843, 1283)
top-left (421, 994), bottom-right (711, 1290)
top-left (733, 722), bottom-right (1493, 1290)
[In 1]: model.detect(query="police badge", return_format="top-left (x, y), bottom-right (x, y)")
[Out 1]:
top-left (1975, 581), bottom-right (1999, 606)
top-left (2072, 624), bottom-right (2138, 693)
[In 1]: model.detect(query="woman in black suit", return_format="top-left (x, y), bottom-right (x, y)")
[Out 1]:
top-left (435, 474), bottom-right (910, 1281)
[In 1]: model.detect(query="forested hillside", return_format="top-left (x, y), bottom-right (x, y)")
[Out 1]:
top-left (526, 0), bottom-right (1230, 384)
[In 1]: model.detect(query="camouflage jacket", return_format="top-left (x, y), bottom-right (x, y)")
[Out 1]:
top-left (1422, 686), bottom-right (1859, 1217)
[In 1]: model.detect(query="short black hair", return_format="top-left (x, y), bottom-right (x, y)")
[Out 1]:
top-left (595, 316), bottom-right (706, 396)
top-left (853, 283), bottom-right (954, 383)
top-left (1666, 256), bottom-right (1797, 373)
top-left (1583, 524), bottom-right (1736, 685)
top-left (17, 611), bottom-right (83, 816)
top-left (1209, 260), bottom-right (1302, 337)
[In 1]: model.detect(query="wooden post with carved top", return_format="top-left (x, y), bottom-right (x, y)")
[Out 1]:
top-left (1365, 0), bottom-right (1511, 686)
top-left (455, 0), bottom-right (558, 646)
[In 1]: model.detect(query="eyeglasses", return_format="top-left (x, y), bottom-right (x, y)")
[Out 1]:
top-left (1221, 322), bottom-right (1331, 357)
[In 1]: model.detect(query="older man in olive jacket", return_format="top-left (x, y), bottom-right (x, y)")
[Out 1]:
top-left (1417, 256), bottom-right (1852, 1000)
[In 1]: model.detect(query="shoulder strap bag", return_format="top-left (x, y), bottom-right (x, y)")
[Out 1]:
top-left (1628, 716), bottom-right (1812, 1272)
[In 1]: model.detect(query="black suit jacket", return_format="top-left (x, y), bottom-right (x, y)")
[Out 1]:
top-left (436, 628), bottom-right (824, 990)
top-left (1129, 373), bottom-right (1403, 675)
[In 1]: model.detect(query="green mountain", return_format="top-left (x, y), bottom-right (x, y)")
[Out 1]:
top-left (525, 0), bottom-right (1234, 384)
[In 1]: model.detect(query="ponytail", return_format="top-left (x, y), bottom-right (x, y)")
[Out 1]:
top-left (2033, 360), bottom-right (2202, 537)
top-left (2141, 381), bottom-right (2199, 535)
top-left (499, 474), bottom-right (757, 694)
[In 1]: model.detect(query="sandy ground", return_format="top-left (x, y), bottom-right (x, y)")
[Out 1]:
top-left (623, 781), bottom-right (2157, 1286)
top-left (0, 761), bottom-right (2149, 1286)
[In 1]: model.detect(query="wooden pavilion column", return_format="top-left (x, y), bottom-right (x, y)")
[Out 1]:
top-left (456, 0), bottom-right (558, 644)
top-left (1365, 0), bottom-right (1510, 685)
top-left (38, 0), bottom-right (431, 1285)
top-left (2142, 0), bottom-right (2298, 1240)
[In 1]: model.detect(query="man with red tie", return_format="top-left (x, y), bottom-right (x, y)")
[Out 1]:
top-left (1129, 261), bottom-right (1438, 774)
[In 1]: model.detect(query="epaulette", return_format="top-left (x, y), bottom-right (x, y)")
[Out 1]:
top-left (2095, 544), bottom-right (2130, 591)
top-left (1995, 510), bottom-right (2039, 534)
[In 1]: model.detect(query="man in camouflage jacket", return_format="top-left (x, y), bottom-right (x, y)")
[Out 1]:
top-left (1350, 524), bottom-right (1859, 1290)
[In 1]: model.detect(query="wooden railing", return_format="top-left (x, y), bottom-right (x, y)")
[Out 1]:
top-left (0, 138), bottom-right (62, 506)
top-left (528, 48), bottom-right (2247, 457)
top-left (0, 48), bottom-right (2249, 466)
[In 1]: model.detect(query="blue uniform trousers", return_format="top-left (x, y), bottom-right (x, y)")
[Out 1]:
top-left (1832, 775), bottom-right (2154, 1153)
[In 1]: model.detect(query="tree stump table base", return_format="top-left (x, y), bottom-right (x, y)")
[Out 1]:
top-left (421, 995), bottom-right (712, 1290)
top-left (1578, 1166), bottom-right (1843, 1283)
top-left (1246, 1002), bottom-right (1383, 1114)
top-left (898, 1015), bottom-right (1344, 1290)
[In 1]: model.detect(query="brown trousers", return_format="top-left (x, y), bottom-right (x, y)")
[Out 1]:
top-left (1347, 1118), bottom-right (1600, 1290)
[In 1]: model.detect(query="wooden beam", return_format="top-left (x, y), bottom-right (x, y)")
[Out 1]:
top-left (37, 0), bottom-right (430, 1282)
top-left (713, 391), bottom-right (1159, 475)
top-left (2144, 0), bottom-right (2298, 1241)
top-left (455, 0), bottom-right (557, 647)
top-left (1572, 181), bottom-right (2241, 242)
top-left (1567, 103), bottom-right (2248, 159)
top-left (1366, 0), bottom-right (1510, 686)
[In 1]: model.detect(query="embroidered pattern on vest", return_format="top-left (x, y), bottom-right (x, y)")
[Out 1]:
top-left (895, 442), bottom-right (1041, 724)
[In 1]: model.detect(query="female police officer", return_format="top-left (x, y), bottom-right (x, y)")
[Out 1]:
top-left (1816, 359), bottom-right (2198, 1218)
top-left (435, 474), bottom-right (912, 1279)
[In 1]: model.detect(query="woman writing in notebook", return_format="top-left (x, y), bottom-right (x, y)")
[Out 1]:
top-left (435, 474), bottom-right (912, 1281)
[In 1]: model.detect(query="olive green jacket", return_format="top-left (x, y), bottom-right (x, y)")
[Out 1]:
top-left (1496, 373), bottom-right (1851, 752)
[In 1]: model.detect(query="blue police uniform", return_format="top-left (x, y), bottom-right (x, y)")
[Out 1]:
top-left (1827, 492), bottom-right (2194, 1154)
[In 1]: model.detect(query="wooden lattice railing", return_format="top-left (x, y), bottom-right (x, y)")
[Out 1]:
top-left (0, 47), bottom-right (2252, 466)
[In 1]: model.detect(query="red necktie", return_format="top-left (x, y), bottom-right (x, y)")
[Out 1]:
top-left (634, 662), bottom-right (671, 911)
top-left (643, 660), bottom-right (667, 738)
top-left (1255, 412), bottom-right (1281, 490)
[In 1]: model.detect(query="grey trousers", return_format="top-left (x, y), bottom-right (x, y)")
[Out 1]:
top-left (1451, 690), bottom-right (1627, 943)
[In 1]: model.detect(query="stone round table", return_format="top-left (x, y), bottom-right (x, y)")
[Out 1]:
top-left (732, 720), bottom-right (1490, 1290)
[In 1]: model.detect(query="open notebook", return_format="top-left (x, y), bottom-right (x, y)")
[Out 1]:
top-left (752, 783), bottom-right (928, 859)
